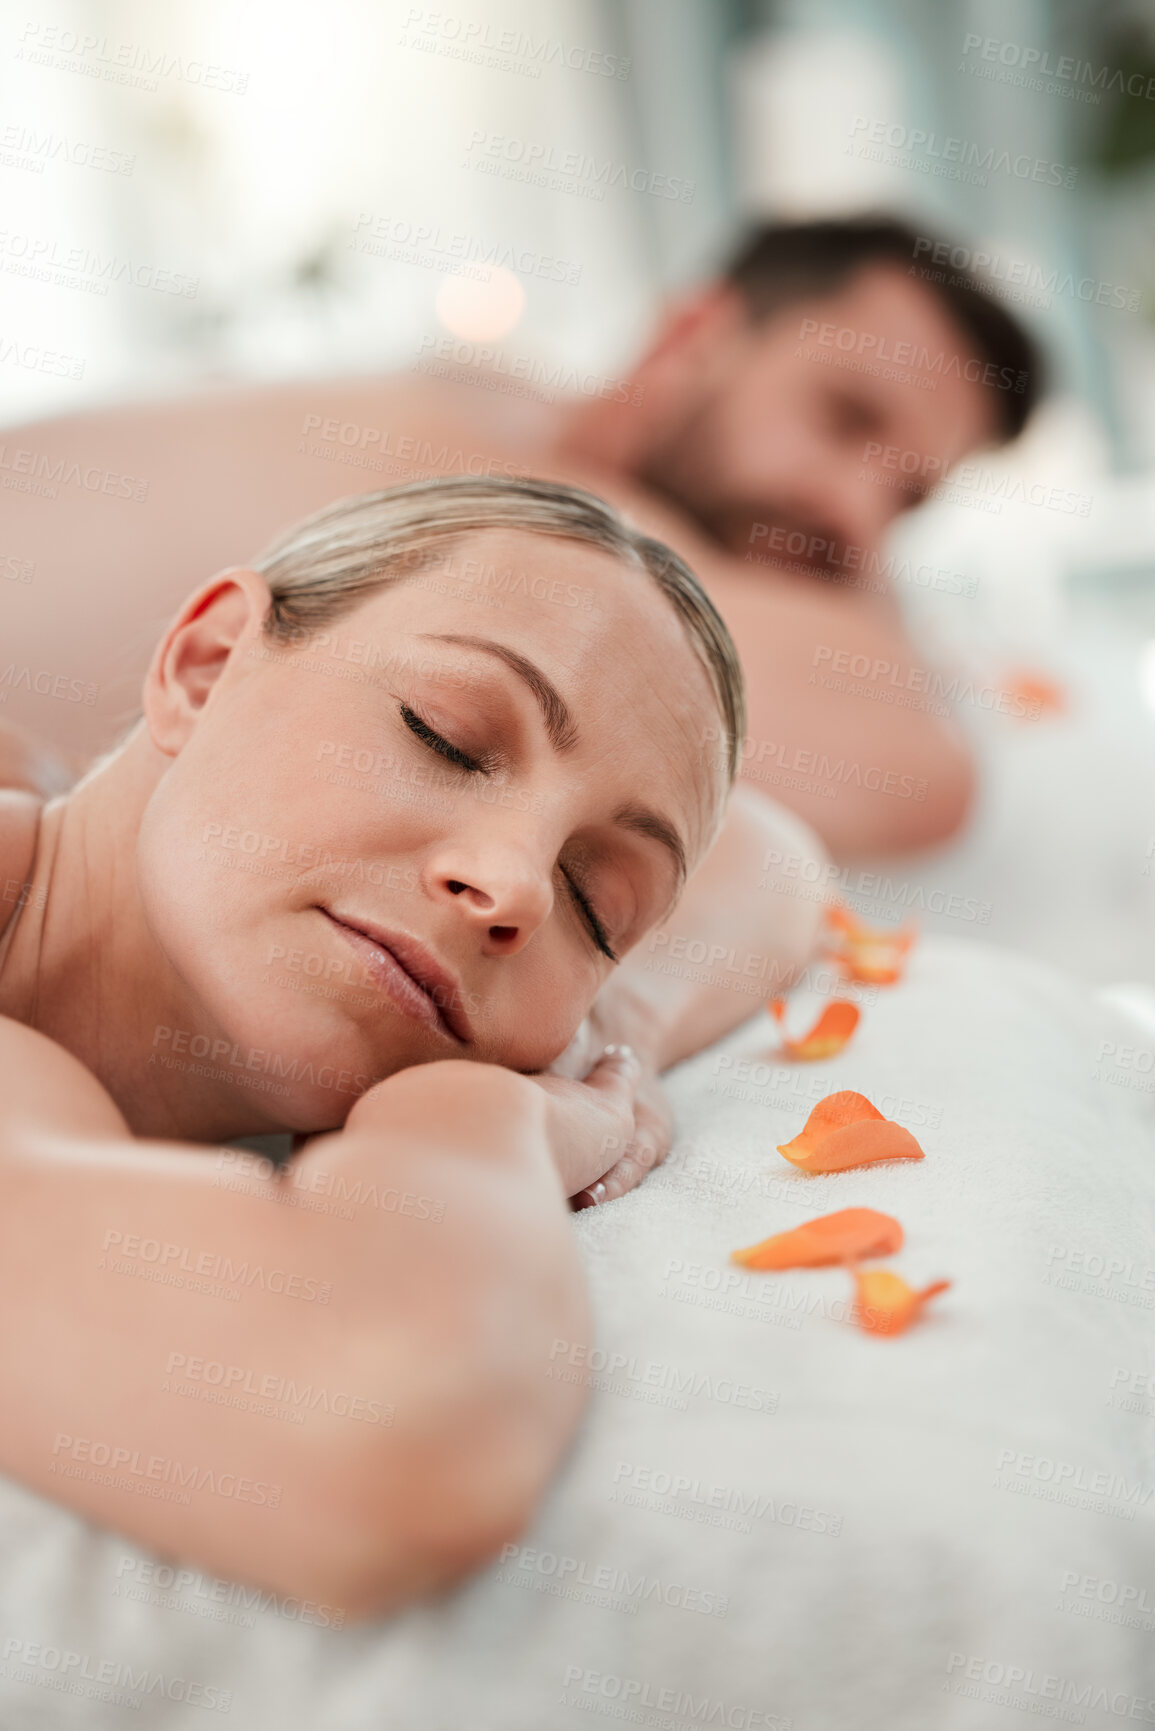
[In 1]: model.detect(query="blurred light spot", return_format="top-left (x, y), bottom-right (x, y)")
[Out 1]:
top-left (436, 267), bottom-right (525, 341)
top-left (1140, 641), bottom-right (1155, 713)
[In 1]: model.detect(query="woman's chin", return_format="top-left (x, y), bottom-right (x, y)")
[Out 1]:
top-left (186, 959), bottom-right (582, 1129)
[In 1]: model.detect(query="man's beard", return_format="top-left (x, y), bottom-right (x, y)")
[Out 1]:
top-left (634, 398), bottom-right (843, 570)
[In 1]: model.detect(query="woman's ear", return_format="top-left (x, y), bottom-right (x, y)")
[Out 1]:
top-left (142, 568), bottom-right (273, 758)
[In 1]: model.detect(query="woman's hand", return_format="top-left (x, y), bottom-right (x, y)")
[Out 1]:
top-left (334, 1050), bottom-right (673, 1211)
top-left (571, 1060), bottom-right (673, 1212)
top-left (530, 1045), bottom-right (673, 1210)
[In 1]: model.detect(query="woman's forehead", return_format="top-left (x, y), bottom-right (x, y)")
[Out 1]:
top-left (358, 527), bottom-right (709, 692)
top-left (340, 534), bottom-right (729, 849)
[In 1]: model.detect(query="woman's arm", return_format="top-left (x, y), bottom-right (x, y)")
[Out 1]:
top-left (0, 1022), bottom-right (596, 1621)
top-left (598, 785), bottom-right (828, 1070)
top-left (560, 787), bottom-right (829, 1203)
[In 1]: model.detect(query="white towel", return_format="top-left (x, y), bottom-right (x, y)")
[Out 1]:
top-left (1, 935), bottom-right (1153, 1731)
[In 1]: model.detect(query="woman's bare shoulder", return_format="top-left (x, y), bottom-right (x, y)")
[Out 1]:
top-left (0, 790), bottom-right (40, 945)
top-left (0, 794), bottom-right (128, 1139)
top-left (0, 1014), bottom-right (129, 1140)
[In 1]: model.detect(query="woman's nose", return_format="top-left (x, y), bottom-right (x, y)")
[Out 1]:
top-left (427, 844), bottom-right (554, 956)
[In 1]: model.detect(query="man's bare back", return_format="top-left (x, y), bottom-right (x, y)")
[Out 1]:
top-left (2, 360), bottom-right (976, 854)
top-left (3, 370), bottom-right (554, 741)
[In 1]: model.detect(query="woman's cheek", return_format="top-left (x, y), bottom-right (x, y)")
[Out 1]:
top-left (500, 954), bottom-right (599, 1071)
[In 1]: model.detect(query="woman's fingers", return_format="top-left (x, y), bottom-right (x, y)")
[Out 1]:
top-left (568, 1063), bottom-right (676, 1210)
top-left (569, 1112), bottom-right (668, 1210)
top-left (581, 1043), bottom-right (641, 1101)
top-left (571, 1133), bottom-right (661, 1210)
top-left (570, 1181), bottom-right (607, 1211)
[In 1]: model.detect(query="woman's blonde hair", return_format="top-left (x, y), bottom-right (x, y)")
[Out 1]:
top-left (252, 476), bottom-right (745, 785)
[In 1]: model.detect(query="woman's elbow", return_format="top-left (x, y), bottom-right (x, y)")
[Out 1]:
top-left (916, 727), bottom-right (977, 851)
top-left (293, 1380), bottom-right (586, 1624)
top-left (731, 784), bottom-right (831, 982)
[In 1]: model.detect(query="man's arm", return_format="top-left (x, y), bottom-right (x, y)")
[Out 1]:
top-left (0, 1021), bottom-right (591, 1621)
top-left (562, 477), bottom-right (976, 858)
top-left (707, 558), bottom-right (976, 855)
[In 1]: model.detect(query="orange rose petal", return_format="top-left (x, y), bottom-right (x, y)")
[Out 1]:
top-left (1005, 671), bottom-right (1066, 719)
top-left (732, 1207), bottom-right (903, 1270)
top-left (822, 904), bottom-right (918, 984)
top-left (775, 1089), bottom-right (881, 1162)
top-left (853, 1269), bottom-right (950, 1336)
top-left (776, 1090), bottom-right (925, 1174)
top-left (787, 1088), bottom-right (885, 1137)
top-left (781, 1116), bottom-right (925, 1173)
top-left (769, 997), bottom-right (861, 1061)
top-left (824, 904), bottom-right (918, 949)
top-left (840, 947), bottom-right (905, 986)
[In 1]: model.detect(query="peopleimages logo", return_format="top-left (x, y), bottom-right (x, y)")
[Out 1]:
top-left (498, 1545), bottom-right (729, 1616)
top-left (0, 121), bottom-right (135, 176)
top-left (50, 1432), bottom-right (281, 1509)
top-left (960, 33), bottom-right (1155, 102)
top-left (0, 229), bottom-right (197, 297)
top-left (113, 1553), bottom-right (346, 1629)
top-left (101, 1227), bottom-right (333, 1304)
top-left (399, 8), bottom-right (631, 80)
top-left (811, 644), bottom-right (1039, 719)
top-left (414, 332), bottom-right (644, 405)
top-left (547, 1338), bottom-right (778, 1414)
top-left (0, 665), bottom-right (97, 705)
top-left (351, 212), bottom-right (583, 284)
top-left (912, 236), bottom-right (1140, 313)
top-left (945, 1650), bottom-right (1155, 1720)
top-left (149, 1021), bottom-right (373, 1101)
top-left (746, 523), bottom-right (977, 597)
top-left (163, 1351), bottom-right (394, 1427)
top-left (992, 1445), bottom-right (1154, 1521)
top-left (462, 129), bottom-right (695, 202)
top-left (0, 1638), bottom-right (231, 1713)
top-left (15, 22), bottom-right (249, 95)
top-left (847, 116), bottom-right (1077, 188)
top-left (0, 442), bottom-right (149, 502)
top-left (560, 1664), bottom-right (789, 1728)
top-left (798, 313), bottom-right (1028, 391)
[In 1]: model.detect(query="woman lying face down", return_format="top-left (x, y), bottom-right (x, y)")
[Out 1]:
top-left (1, 477), bottom-right (741, 1147)
top-left (0, 477), bottom-right (830, 1618)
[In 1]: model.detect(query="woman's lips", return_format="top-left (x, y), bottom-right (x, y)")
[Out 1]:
top-left (319, 909), bottom-right (472, 1043)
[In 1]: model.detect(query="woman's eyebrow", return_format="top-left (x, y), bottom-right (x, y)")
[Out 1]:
top-left (613, 802), bottom-right (687, 895)
top-left (416, 632), bottom-right (578, 752)
top-left (414, 631), bottom-right (688, 890)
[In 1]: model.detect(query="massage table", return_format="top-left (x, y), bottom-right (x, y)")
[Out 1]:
top-left (1, 931), bottom-right (1152, 1730)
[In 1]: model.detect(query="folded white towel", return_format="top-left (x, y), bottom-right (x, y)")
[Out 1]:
top-left (1, 935), bottom-right (1152, 1730)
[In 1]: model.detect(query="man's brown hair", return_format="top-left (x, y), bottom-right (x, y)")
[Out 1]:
top-left (723, 214), bottom-right (1045, 440)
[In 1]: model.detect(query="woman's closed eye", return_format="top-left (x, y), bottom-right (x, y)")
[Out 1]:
top-left (400, 703), bottom-right (486, 773)
top-left (401, 702), bottom-right (618, 963)
top-left (561, 865), bottom-right (618, 963)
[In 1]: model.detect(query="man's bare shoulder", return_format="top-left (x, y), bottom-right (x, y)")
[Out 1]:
top-left (530, 456), bottom-right (795, 600)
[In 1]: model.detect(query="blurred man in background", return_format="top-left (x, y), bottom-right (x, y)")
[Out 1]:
top-left (1, 216), bottom-right (1041, 855)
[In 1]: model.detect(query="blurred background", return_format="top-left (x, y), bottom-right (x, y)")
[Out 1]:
top-left (6, 0), bottom-right (1155, 441)
top-left (4, 0), bottom-right (1155, 983)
